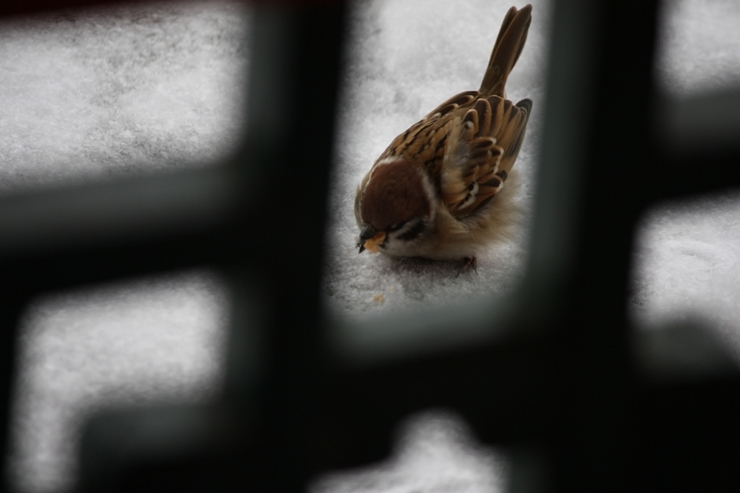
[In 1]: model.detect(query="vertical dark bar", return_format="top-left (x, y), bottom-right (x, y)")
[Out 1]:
top-left (0, 294), bottom-right (26, 493)
top-left (533, 0), bottom-right (660, 492)
top-left (226, 3), bottom-right (347, 491)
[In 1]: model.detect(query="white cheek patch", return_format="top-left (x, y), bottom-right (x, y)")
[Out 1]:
top-left (417, 169), bottom-right (438, 223)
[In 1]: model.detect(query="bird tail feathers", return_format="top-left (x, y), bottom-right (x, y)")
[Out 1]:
top-left (479, 4), bottom-right (532, 97)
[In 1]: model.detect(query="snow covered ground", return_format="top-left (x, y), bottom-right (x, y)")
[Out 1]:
top-left (323, 0), bottom-right (549, 319)
top-left (632, 0), bottom-right (740, 361)
top-left (0, 0), bottom-right (738, 492)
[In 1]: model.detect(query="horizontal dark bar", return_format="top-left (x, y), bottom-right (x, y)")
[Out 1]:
top-left (0, 166), bottom-right (239, 258)
top-left (652, 87), bottom-right (740, 199)
top-left (658, 87), bottom-right (740, 154)
top-left (0, 0), bottom-right (343, 18)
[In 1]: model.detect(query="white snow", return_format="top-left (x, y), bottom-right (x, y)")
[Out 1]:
top-left (633, 0), bottom-right (740, 354)
top-left (0, 1), bottom-right (248, 192)
top-left (310, 411), bottom-right (509, 493)
top-left (324, 0), bottom-right (550, 319)
top-left (632, 193), bottom-right (740, 358)
top-left (8, 272), bottom-right (229, 493)
top-left (655, 0), bottom-right (740, 96)
top-left (0, 0), bottom-right (738, 492)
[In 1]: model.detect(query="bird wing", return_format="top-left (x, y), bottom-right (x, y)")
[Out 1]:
top-left (440, 95), bottom-right (531, 218)
top-left (373, 90), bottom-right (531, 220)
top-left (376, 90), bottom-right (479, 167)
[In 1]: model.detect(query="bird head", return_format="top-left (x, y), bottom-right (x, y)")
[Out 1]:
top-left (356, 159), bottom-right (435, 255)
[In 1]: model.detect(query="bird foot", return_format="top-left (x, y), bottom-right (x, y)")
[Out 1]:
top-left (457, 256), bottom-right (478, 275)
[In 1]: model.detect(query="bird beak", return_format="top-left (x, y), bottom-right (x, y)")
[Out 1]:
top-left (357, 225), bottom-right (386, 254)
top-left (357, 225), bottom-right (376, 253)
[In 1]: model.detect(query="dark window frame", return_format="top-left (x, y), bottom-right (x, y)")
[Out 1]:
top-left (1, 1), bottom-right (739, 492)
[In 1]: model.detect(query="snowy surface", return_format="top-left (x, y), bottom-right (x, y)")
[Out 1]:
top-left (8, 272), bottom-right (229, 493)
top-left (0, 0), bottom-right (738, 492)
top-left (632, 193), bottom-right (740, 359)
top-left (323, 0), bottom-right (550, 319)
top-left (634, 0), bottom-right (740, 353)
top-left (0, 1), bottom-right (247, 193)
top-left (655, 0), bottom-right (740, 96)
top-left (310, 412), bottom-right (509, 493)
top-left (1, 4), bottom-right (246, 492)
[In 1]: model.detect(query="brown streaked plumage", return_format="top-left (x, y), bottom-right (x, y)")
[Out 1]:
top-left (355, 4), bottom-right (533, 263)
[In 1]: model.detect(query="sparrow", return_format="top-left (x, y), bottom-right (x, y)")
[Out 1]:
top-left (355, 4), bottom-right (533, 267)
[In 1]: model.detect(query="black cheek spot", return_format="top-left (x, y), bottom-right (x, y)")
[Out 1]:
top-left (397, 221), bottom-right (426, 242)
